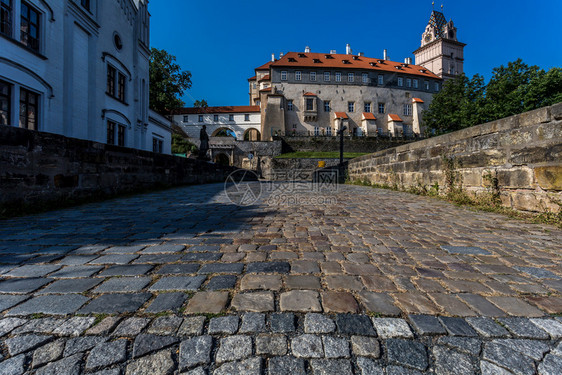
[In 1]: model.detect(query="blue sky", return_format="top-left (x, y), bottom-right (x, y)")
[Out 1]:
top-left (149, 0), bottom-right (561, 108)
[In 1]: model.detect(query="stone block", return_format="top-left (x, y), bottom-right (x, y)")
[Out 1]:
top-left (518, 106), bottom-right (551, 126)
top-left (535, 166), bottom-right (562, 191)
top-left (497, 167), bottom-right (534, 189)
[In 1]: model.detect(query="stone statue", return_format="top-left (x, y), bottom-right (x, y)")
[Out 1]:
top-left (198, 125), bottom-right (209, 160)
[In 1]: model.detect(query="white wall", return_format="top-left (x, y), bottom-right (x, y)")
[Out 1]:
top-left (174, 112), bottom-right (261, 140)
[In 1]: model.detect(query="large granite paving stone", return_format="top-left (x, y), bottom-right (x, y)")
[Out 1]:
top-left (7, 294), bottom-right (89, 316)
top-left (0, 295), bottom-right (28, 313)
top-left (97, 264), bottom-right (153, 276)
top-left (93, 277), bottom-right (151, 293)
top-left (199, 263), bottom-right (244, 274)
top-left (78, 293), bottom-right (152, 314)
top-left (247, 262), bottom-right (291, 274)
top-left (48, 266), bottom-right (103, 278)
top-left (336, 314), bottom-right (376, 336)
top-left (37, 278), bottom-right (102, 294)
top-left (149, 276), bottom-right (206, 291)
top-left (156, 264), bottom-right (200, 275)
top-left (88, 254), bottom-right (138, 265)
top-left (441, 246), bottom-right (491, 255)
top-left (206, 275), bottom-right (237, 290)
top-left (0, 278), bottom-right (52, 293)
top-left (182, 253), bottom-right (221, 262)
top-left (132, 334), bottom-right (179, 358)
top-left (144, 292), bottom-right (187, 313)
top-left (133, 254), bottom-right (183, 264)
top-left (386, 339), bottom-right (428, 371)
top-left (141, 244), bottom-right (185, 253)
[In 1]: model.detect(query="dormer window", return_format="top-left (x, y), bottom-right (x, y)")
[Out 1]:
top-left (325, 54), bottom-right (334, 59)
top-left (352, 56), bottom-right (359, 60)
top-left (313, 59), bottom-right (321, 63)
top-left (288, 57), bottom-right (297, 62)
top-left (342, 60), bottom-right (351, 64)
top-left (369, 62), bottom-right (377, 67)
top-left (298, 53), bottom-right (306, 58)
top-left (378, 59), bottom-right (385, 64)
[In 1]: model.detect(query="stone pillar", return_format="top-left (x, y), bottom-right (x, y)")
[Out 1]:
top-left (412, 98), bottom-right (425, 136)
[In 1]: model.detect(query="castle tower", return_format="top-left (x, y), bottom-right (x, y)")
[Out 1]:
top-left (413, 9), bottom-right (466, 80)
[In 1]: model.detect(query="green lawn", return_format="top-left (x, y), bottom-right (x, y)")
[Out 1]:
top-left (275, 152), bottom-right (368, 159)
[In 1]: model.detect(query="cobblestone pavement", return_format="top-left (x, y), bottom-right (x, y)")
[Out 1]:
top-left (0, 182), bottom-right (561, 374)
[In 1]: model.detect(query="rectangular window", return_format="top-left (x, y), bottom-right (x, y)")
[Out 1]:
top-left (306, 98), bottom-right (314, 111)
top-left (107, 121), bottom-right (115, 145)
top-left (310, 72), bottom-right (316, 81)
top-left (403, 104), bottom-right (412, 116)
top-left (326, 127), bottom-right (332, 136)
top-left (244, 114), bottom-right (250, 121)
top-left (378, 75), bottom-right (384, 85)
top-left (198, 115), bottom-right (203, 122)
top-left (335, 72), bottom-right (341, 82)
top-left (117, 73), bottom-right (126, 102)
top-left (295, 71), bottom-right (301, 81)
top-left (287, 100), bottom-right (293, 111)
top-left (413, 79), bottom-right (419, 88)
top-left (281, 71), bottom-right (287, 81)
top-left (323, 100), bottom-right (330, 112)
top-left (364, 102), bottom-right (371, 113)
top-left (229, 114), bottom-right (234, 121)
top-left (378, 103), bottom-right (385, 114)
top-left (362, 73), bottom-right (368, 83)
top-left (213, 114), bottom-right (219, 122)
top-left (0, 79), bottom-right (11, 126)
top-left (19, 87), bottom-right (38, 130)
top-left (398, 77), bottom-right (404, 87)
top-left (406, 78), bottom-right (412, 87)
top-left (1, 0), bottom-right (12, 37)
top-left (424, 80), bottom-right (429, 90)
top-left (20, 1), bottom-right (40, 52)
top-left (153, 137), bottom-right (163, 153)
top-left (106, 65), bottom-right (116, 96)
top-left (348, 101), bottom-right (354, 112)
top-left (80, 0), bottom-right (90, 11)
top-left (324, 72), bottom-right (330, 81)
top-left (183, 115), bottom-right (188, 122)
top-left (348, 73), bottom-right (354, 82)
top-left (117, 124), bottom-right (125, 146)
top-left (314, 126), bottom-right (319, 136)
top-left (435, 82), bottom-right (440, 91)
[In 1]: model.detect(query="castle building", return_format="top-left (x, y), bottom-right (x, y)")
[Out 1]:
top-left (0, 0), bottom-right (172, 154)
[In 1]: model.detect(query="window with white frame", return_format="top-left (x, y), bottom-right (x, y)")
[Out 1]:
top-left (106, 65), bottom-right (127, 103)
top-left (324, 72), bottom-right (330, 81)
top-left (403, 104), bottom-right (412, 116)
top-left (362, 73), bottom-right (368, 83)
top-left (435, 82), bottom-right (440, 91)
top-left (1, 0), bottom-right (13, 37)
top-left (424, 80), bottom-right (429, 90)
top-left (107, 120), bottom-right (125, 147)
top-left (348, 101), bottom-right (354, 112)
top-left (348, 72), bottom-right (354, 82)
top-left (335, 72), bottom-right (341, 82)
top-left (287, 100), bottom-right (293, 111)
top-left (152, 137), bottom-right (163, 153)
top-left (229, 114), bottom-right (234, 121)
top-left (213, 114), bottom-right (218, 122)
top-left (398, 77), bottom-right (404, 87)
top-left (244, 114), bottom-right (250, 121)
top-left (295, 71), bottom-right (302, 81)
top-left (198, 115), bottom-right (203, 122)
top-left (281, 71), bottom-right (287, 81)
top-left (406, 78), bottom-right (412, 87)
top-left (378, 75), bottom-right (384, 85)
top-left (314, 126), bottom-right (319, 136)
top-left (364, 102), bottom-right (371, 113)
top-left (20, 1), bottom-right (40, 52)
top-left (413, 79), bottom-right (419, 88)
top-left (324, 100), bottom-right (330, 112)
top-left (0, 80), bottom-right (11, 126)
top-left (378, 103), bottom-right (385, 114)
top-left (183, 115), bottom-right (188, 122)
top-left (310, 72), bottom-right (316, 81)
top-left (19, 87), bottom-right (38, 130)
top-left (306, 98), bottom-right (314, 111)
top-left (326, 127), bottom-right (332, 136)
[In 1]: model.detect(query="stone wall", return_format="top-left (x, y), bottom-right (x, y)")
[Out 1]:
top-left (348, 103), bottom-right (562, 213)
top-left (0, 126), bottom-right (245, 213)
top-left (280, 136), bottom-right (412, 154)
top-left (261, 158), bottom-right (348, 181)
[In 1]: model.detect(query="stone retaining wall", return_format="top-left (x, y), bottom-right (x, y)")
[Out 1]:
top-left (280, 136), bottom-right (412, 154)
top-left (0, 126), bottom-right (243, 213)
top-left (348, 103), bottom-right (562, 212)
top-left (261, 158), bottom-right (346, 181)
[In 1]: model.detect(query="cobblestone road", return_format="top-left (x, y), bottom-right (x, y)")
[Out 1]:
top-left (0, 182), bottom-right (561, 374)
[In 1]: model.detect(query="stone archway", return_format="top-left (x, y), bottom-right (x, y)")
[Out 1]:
top-left (243, 128), bottom-right (261, 141)
top-left (212, 127), bottom-right (236, 138)
top-left (213, 153), bottom-right (230, 166)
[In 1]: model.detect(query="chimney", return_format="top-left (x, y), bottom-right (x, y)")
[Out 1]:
top-left (271, 54), bottom-right (275, 62)
top-left (279, 52), bottom-right (284, 59)
top-left (383, 49), bottom-right (388, 60)
top-left (358, 52), bottom-right (364, 57)
top-left (305, 46), bottom-right (311, 53)
top-left (346, 44), bottom-right (352, 55)
top-left (330, 49), bottom-right (337, 54)
top-left (409, 57), bottom-right (413, 64)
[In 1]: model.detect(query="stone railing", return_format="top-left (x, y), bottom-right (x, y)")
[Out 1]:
top-left (348, 103), bottom-right (562, 212)
top-left (0, 126), bottom-right (244, 214)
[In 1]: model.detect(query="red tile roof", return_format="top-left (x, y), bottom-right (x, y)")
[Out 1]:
top-left (255, 61), bottom-right (274, 71)
top-left (259, 75), bottom-right (270, 82)
top-left (388, 114), bottom-right (403, 122)
top-left (248, 76), bottom-right (256, 81)
top-left (334, 112), bottom-right (348, 119)
top-left (412, 98), bottom-right (425, 103)
top-left (172, 106), bottom-right (261, 115)
top-left (260, 87), bottom-right (272, 92)
top-left (362, 112), bottom-right (377, 120)
top-left (304, 92), bottom-right (317, 96)
top-left (270, 52), bottom-right (441, 79)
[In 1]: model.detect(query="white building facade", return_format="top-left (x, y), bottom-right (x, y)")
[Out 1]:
top-left (0, 0), bottom-right (171, 154)
top-left (173, 106), bottom-right (262, 141)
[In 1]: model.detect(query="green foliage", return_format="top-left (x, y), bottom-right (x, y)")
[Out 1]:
top-left (171, 133), bottom-right (197, 155)
top-left (149, 48), bottom-right (192, 113)
top-left (193, 99), bottom-right (208, 108)
top-left (424, 59), bottom-right (562, 135)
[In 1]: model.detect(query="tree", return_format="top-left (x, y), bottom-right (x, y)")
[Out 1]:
top-left (149, 48), bottom-right (192, 113)
top-left (523, 67), bottom-right (562, 111)
top-left (193, 99), bottom-right (208, 108)
top-left (171, 133), bottom-right (197, 155)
